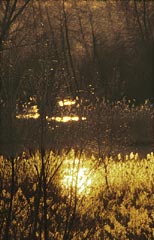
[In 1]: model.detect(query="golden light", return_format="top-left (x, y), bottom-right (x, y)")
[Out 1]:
top-left (63, 116), bottom-right (74, 122)
top-left (81, 117), bottom-right (86, 120)
top-left (16, 105), bottom-right (40, 119)
top-left (58, 99), bottom-right (76, 107)
top-left (50, 116), bottom-right (80, 122)
top-left (16, 99), bottom-right (87, 122)
top-left (70, 116), bottom-right (79, 121)
top-left (61, 158), bottom-right (92, 195)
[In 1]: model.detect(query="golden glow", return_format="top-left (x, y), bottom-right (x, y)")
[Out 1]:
top-left (16, 113), bottom-right (40, 119)
top-left (61, 151), bottom-right (154, 197)
top-left (58, 99), bottom-right (76, 107)
top-left (16, 99), bottom-right (87, 122)
top-left (50, 116), bottom-right (80, 122)
top-left (71, 116), bottom-right (79, 121)
top-left (81, 117), bottom-right (86, 120)
top-left (62, 158), bottom-right (92, 195)
top-left (16, 105), bottom-right (40, 119)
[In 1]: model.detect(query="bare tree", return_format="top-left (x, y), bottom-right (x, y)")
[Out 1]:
top-left (0, 2), bottom-right (31, 239)
top-left (0, 0), bottom-right (30, 49)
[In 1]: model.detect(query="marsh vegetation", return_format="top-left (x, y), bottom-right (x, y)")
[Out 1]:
top-left (0, 1), bottom-right (154, 239)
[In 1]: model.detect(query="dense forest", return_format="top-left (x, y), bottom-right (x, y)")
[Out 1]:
top-left (0, 1), bottom-right (154, 239)
top-left (0, 0), bottom-right (154, 155)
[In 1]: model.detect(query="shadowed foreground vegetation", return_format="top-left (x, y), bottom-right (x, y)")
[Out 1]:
top-left (0, 150), bottom-right (154, 239)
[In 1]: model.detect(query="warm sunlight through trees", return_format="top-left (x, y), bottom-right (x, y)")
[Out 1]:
top-left (1, 151), bottom-right (154, 239)
top-left (61, 157), bottom-right (92, 195)
top-left (0, 0), bottom-right (154, 239)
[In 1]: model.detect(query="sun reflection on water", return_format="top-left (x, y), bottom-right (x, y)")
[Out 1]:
top-left (16, 99), bottom-right (86, 122)
top-left (58, 99), bottom-right (76, 107)
top-left (16, 105), bottom-right (40, 119)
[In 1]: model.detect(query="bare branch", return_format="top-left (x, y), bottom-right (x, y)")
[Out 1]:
top-left (0, 0), bottom-right (31, 49)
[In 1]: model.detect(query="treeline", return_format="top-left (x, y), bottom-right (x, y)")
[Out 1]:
top-left (1, 1), bottom-right (154, 104)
